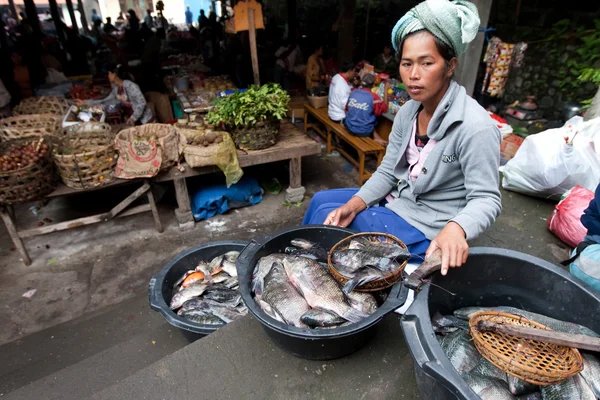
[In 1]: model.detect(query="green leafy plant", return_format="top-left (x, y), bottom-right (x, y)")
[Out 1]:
top-left (578, 68), bottom-right (600, 110)
top-left (206, 84), bottom-right (290, 128)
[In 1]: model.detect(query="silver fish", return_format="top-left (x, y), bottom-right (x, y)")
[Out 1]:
top-left (431, 312), bottom-right (469, 333)
top-left (261, 263), bottom-right (310, 328)
top-left (507, 375), bottom-right (538, 396)
top-left (300, 309), bottom-right (346, 328)
top-left (341, 266), bottom-right (386, 294)
top-left (349, 238), bottom-right (411, 261)
top-left (178, 297), bottom-right (205, 314)
top-left (283, 256), bottom-right (369, 323)
top-left (252, 254), bottom-right (288, 297)
top-left (290, 238), bottom-right (320, 249)
top-left (439, 330), bottom-right (481, 375)
top-left (199, 299), bottom-right (245, 323)
top-left (209, 255), bottom-right (225, 274)
top-left (210, 273), bottom-right (229, 284)
top-left (453, 306), bottom-right (599, 337)
top-left (221, 260), bottom-right (237, 277)
top-left (195, 263), bottom-right (212, 277)
top-left (258, 299), bottom-right (285, 323)
top-left (346, 290), bottom-right (378, 315)
top-left (223, 251), bottom-right (240, 263)
top-left (223, 276), bottom-right (239, 289)
top-left (331, 248), bottom-right (399, 274)
top-left (581, 353), bottom-right (600, 398)
top-left (574, 374), bottom-right (596, 400)
top-left (204, 286), bottom-right (239, 303)
top-left (180, 310), bottom-right (224, 325)
top-left (463, 374), bottom-right (515, 400)
top-left (516, 392), bottom-right (542, 400)
top-left (540, 376), bottom-right (580, 400)
top-left (471, 358), bottom-right (507, 383)
top-left (170, 282), bottom-right (208, 310)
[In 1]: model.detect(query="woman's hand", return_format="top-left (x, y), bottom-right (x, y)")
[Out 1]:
top-left (126, 117), bottom-right (135, 126)
top-left (425, 222), bottom-right (469, 276)
top-left (324, 196), bottom-right (367, 227)
top-left (74, 99), bottom-right (86, 107)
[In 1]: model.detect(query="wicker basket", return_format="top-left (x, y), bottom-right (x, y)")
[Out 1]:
top-left (0, 137), bottom-right (56, 205)
top-left (469, 311), bottom-right (584, 386)
top-left (229, 118), bottom-right (280, 151)
top-left (307, 95), bottom-right (328, 109)
top-left (0, 114), bottom-right (62, 140)
top-left (13, 96), bottom-right (70, 117)
top-left (327, 232), bottom-right (409, 292)
top-left (52, 123), bottom-right (117, 190)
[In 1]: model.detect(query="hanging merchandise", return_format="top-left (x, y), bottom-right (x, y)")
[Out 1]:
top-left (481, 37), bottom-right (502, 95)
top-left (487, 41), bottom-right (515, 97)
top-left (512, 42), bottom-right (528, 67)
top-left (481, 37), bottom-right (528, 97)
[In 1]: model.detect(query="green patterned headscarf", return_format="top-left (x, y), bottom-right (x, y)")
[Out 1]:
top-left (391, 0), bottom-right (480, 55)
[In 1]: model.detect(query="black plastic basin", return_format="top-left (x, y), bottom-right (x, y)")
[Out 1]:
top-left (236, 225), bottom-right (408, 360)
top-left (148, 240), bottom-right (249, 341)
top-left (400, 247), bottom-right (600, 400)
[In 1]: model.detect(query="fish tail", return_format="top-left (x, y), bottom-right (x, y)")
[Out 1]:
top-left (341, 306), bottom-right (369, 323)
top-left (342, 273), bottom-right (378, 295)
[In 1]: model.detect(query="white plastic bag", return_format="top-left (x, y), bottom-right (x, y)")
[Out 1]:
top-left (502, 117), bottom-right (600, 200)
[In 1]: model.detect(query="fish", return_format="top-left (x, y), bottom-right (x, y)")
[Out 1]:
top-left (170, 282), bottom-right (208, 310)
top-left (252, 254), bottom-right (288, 297)
top-left (180, 310), bottom-right (225, 325)
top-left (463, 374), bottom-right (515, 400)
top-left (258, 299), bottom-right (285, 323)
top-left (178, 297), bottom-right (205, 314)
top-left (181, 271), bottom-right (205, 288)
top-left (341, 266), bottom-right (386, 294)
top-left (581, 352), bottom-right (600, 398)
top-left (574, 374), bottom-right (596, 400)
top-left (471, 358), bottom-right (507, 383)
top-left (290, 238), bottom-right (320, 249)
top-left (223, 276), bottom-right (239, 289)
top-left (539, 376), bottom-right (580, 400)
top-left (221, 259), bottom-right (237, 277)
top-left (210, 273), bottom-right (229, 284)
top-left (209, 255), bottom-right (224, 274)
top-left (261, 263), bottom-right (310, 328)
top-left (173, 269), bottom-right (196, 290)
top-left (516, 392), bottom-right (542, 400)
top-left (431, 312), bottom-right (469, 334)
top-left (195, 263), bottom-right (211, 275)
top-left (453, 306), bottom-right (600, 337)
top-left (346, 291), bottom-right (378, 315)
top-left (223, 251), bottom-right (240, 263)
top-left (439, 330), bottom-right (481, 375)
top-left (331, 249), bottom-right (399, 274)
top-left (282, 256), bottom-right (369, 323)
top-left (349, 238), bottom-right (411, 261)
top-left (317, 321), bottom-right (353, 330)
top-left (203, 286), bottom-right (240, 303)
top-left (300, 309), bottom-right (346, 328)
top-left (197, 299), bottom-right (246, 323)
top-left (507, 375), bottom-right (538, 396)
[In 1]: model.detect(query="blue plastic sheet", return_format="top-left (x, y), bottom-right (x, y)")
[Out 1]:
top-left (191, 177), bottom-right (263, 221)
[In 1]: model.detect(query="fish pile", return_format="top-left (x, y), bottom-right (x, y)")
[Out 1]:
top-left (169, 251), bottom-right (247, 325)
top-left (433, 306), bottom-right (600, 400)
top-left (252, 238), bottom-right (385, 329)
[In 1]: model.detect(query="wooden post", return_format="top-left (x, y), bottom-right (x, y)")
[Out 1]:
top-left (23, 0), bottom-right (42, 36)
top-left (76, 0), bottom-right (89, 33)
top-left (1, 207), bottom-right (31, 266)
top-left (145, 182), bottom-right (163, 233)
top-left (173, 177), bottom-right (195, 230)
top-left (289, 157), bottom-right (301, 188)
top-left (337, 0), bottom-right (356, 63)
top-left (7, 0), bottom-right (18, 26)
top-left (248, 7), bottom-right (260, 86)
top-left (48, 0), bottom-right (65, 41)
top-left (65, 0), bottom-right (78, 30)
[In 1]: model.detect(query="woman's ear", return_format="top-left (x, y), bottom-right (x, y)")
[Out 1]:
top-left (447, 57), bottom-right (458, 78)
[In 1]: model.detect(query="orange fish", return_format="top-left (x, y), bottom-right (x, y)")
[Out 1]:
top-left (181, 271), bottom-right (205, 288)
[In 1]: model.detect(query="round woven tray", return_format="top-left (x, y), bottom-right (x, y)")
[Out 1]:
top-left (0, 136), bottom-right (56, 205)
top-left (469, 311), bottom-right (583, 386)
top-left (327, 232), bottom-right (409, 292)
top-left (0, 114), bottom-right (62, 140)
top-left (52, 123), bottom-right (117, 190)
top-left (13, 96), bottom-right (69, 117)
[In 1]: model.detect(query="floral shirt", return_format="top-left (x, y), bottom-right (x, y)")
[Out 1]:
top-left (89, 80), bottom-right (153, 123)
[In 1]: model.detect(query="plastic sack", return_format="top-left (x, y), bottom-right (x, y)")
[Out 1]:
top-left (502, 117), bottom-right (600, 200)
top-left (570, 244), bottom-right (600, 293)
top-left (548, 186), bottom-right (594, 247)
top-left (191, 176), bottom-right (263, 221)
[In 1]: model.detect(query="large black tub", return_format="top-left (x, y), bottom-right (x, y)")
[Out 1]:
top-left (400, 247), bottom-right (600, 400)
top-left (149, 240), bottom-right (249, 341)
top-left (236, 225), bottom-right (409, 360)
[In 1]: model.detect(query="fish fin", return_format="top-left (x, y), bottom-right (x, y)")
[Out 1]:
top-left (341, 306), bottom-right (369, 323)
top-left (342, 268), bottom-right (382, 295)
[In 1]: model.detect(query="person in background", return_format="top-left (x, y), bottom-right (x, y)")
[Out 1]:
top-left (373, 44), bottom-right (399, 78)
top-left (198, 9), bottom-right (208, 29)
top-left (185, 6), bottom-right (193, 25)
top-left (328, 61), bottom-right (358, 123)
top-left (144, 9), bottom-right (153, 28)
top-left (11, 51), bottom-right (32, 99)
top-left (79, 63), bottom-right (154, 125)
top-left (90, 9), bottom-right (102, 24)
top-left (344, 74), bottom-right (390, 146)
top-left (305, 43), bottom-right (324, 91)
top-left (103, 17), bottom-right (116, 34)
top-left (274, 39), bottom-right (303, 91)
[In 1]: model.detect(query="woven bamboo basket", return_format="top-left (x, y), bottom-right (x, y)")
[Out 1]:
top-left (0, 136), bottom-right (56, 205)
top-left (327, 232), bottom-right (409, 292)
top-left (52, 123), bottom-right (117, 190)
top-left (469, 311), bottom-right (583, 386)
top-left (0, 114), bottom-right (62, 140)
top-left (13, 96), bottom-right (69, 117)
top-left (229, 118), bottom-right (280, 151)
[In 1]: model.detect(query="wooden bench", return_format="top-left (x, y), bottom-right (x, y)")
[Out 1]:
top-left (304, 104), bottom-right (385, 185)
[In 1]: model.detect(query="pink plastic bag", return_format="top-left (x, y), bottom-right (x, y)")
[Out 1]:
top-left (548, 185), bottom-right (594, 247)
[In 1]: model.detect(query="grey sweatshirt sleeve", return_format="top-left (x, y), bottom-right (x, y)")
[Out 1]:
top-left (354, 117), bottom-right (402, 206)
top-left (124, 81), bottom-right (147, 122)
top-left (87, 85), bottom-right (117, 106)
top-left (450, 127), bottom-right (502, 240)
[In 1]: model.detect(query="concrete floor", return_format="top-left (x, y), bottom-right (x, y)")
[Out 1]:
top-left (0, 121), bottom-right (573, 399)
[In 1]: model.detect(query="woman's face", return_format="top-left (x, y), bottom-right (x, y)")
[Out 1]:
top-left (108, 71), bottom-right (117, 84)
top-left (399, 31), bottom-right (456, 105)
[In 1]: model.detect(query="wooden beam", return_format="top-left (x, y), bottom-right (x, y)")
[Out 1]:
top-left (289, 157), bottom-right (301, 189)
top-left (106, 182), bottom-right (150, 219)
top-left (48, 0), bottom-right (65, 41)
top-left (65, 0), bottom-right (78, 30)
top-left (145, 181), bottom-right (163, 233)
top-left (7, 0), bottom-right (18, 27)
top-left (76, 0), bottom-right (89, 32)
top-left (248, 7), bottom-right (260, 86)
top-left (22, 0), bottom-right (42, 36)
top-left (1, 207), bottom-right (31, 265)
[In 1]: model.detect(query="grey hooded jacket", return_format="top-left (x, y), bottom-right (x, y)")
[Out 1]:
top-left (355, 81), bottom-right (502, 240)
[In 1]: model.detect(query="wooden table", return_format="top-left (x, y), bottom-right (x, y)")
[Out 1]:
top-left (155, 120), bottom-right (321, 230)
